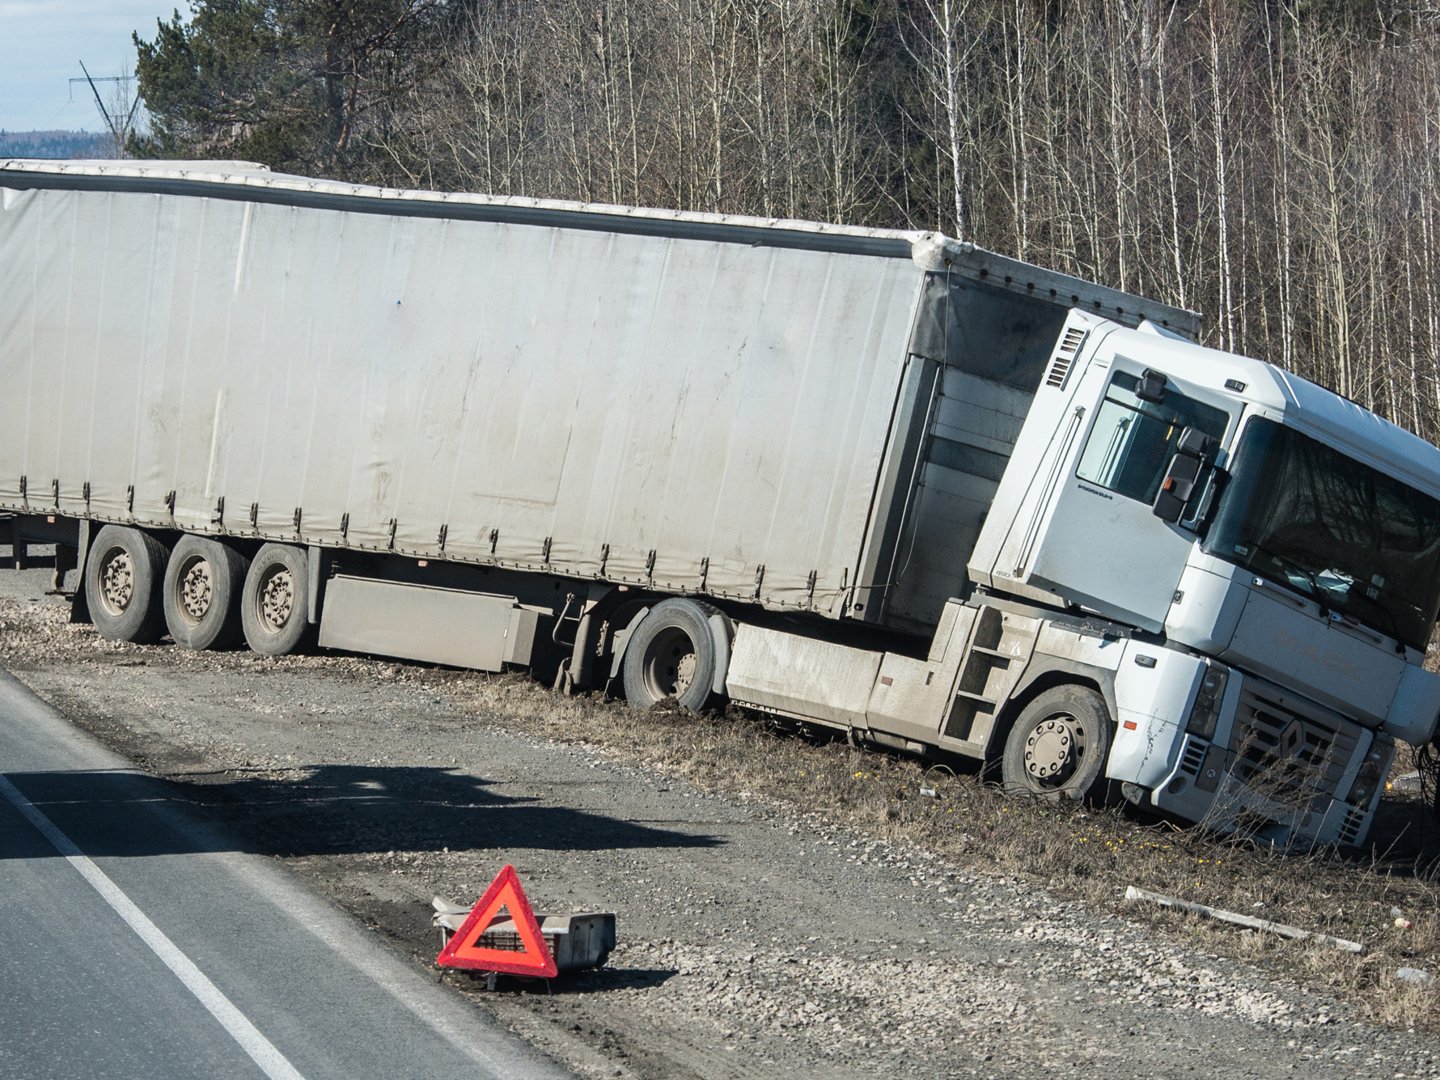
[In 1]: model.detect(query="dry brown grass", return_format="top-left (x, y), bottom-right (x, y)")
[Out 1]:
top-left (435, 671), bottom-right (1440, 1032)
top-left (7, 577), bottom-right (1436, 1032)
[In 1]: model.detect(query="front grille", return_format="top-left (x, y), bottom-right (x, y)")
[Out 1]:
top-left (1228, 683), bottom-right (1358, 814)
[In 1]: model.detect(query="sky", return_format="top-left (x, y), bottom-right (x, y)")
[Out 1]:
top-left (0, 1), bottom-right (190, 133)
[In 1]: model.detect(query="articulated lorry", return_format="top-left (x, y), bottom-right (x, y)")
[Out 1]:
top-left (4, 159), bottom-right (1439, 847)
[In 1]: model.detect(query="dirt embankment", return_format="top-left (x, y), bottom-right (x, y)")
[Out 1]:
top-left (2, 568), bottom-right (1438, 1079)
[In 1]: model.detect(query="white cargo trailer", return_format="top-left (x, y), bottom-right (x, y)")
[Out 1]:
top-left (4, 159), bottom-right (1438, 848)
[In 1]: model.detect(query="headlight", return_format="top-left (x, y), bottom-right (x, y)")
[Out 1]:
top-left (1186, 664), bottom-right (1229, 740)
top-left (1347, 744), bottom-right (1392, 805)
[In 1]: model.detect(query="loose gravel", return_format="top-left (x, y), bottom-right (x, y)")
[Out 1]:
top-left (1, 564), bottom-right (1438, 1079)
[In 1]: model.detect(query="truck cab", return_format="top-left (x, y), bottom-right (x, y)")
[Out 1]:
top-left (969, 313), bottom-right (1440, 844)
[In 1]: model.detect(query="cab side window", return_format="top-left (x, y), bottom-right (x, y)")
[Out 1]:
top-left (1075, 370), bottom-right (1229, 504)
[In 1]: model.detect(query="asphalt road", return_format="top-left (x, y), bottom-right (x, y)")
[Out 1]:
top-left (0, 667), bottom-right (572, 1080)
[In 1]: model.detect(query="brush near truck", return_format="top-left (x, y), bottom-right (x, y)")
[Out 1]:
top-left (3, 158), bottom-right (1437, 848)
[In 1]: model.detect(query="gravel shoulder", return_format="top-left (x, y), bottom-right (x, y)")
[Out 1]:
top-left (1, 563), bottom-right (1437, 1079)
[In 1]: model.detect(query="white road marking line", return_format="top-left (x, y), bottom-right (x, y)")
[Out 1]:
top-left (0, 772), bottom-right (306, 1080)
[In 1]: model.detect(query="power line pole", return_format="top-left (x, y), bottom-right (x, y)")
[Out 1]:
top-left (69, 62), bottom-right (142, 154)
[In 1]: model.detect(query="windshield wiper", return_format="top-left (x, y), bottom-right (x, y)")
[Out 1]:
top-left (1248, 543), bottom-right (1409, 649)
top-left (1335, 586), bottom-right (1408, 652)
top-left (1250, 543), bottom-right (1328, 609)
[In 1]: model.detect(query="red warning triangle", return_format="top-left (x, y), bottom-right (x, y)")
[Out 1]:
top-left (436, 864), bottom-right (558, 977)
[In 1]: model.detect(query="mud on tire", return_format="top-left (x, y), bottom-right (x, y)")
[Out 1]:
top-left (163, 535), bottom-right (249, 651)
top-left (1000, 684), bottom-right (1113, 804)
top-left (84, 525), bottom-right (170, 644)
top-left (622, 598), bottom-right (722, 712)
top-left (241, 543), bottom-right (313, 656)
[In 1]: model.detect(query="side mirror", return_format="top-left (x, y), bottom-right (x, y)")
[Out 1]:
top-left (1153, 427), bottom-right (1216, 524)
top-left (1136, 368), bottom-right (1168, 404)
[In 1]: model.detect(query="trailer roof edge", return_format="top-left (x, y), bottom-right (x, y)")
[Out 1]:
top-left (1, 158), bottom-right (1201, 335)
top-left (913, 236), bottom-right (1202, 338)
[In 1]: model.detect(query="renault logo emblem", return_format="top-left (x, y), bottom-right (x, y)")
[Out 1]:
top-left (1277, 719), bottom-right (1306, 759)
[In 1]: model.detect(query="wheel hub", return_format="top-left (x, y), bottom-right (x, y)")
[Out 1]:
top-left (644, 626), bottom-right (699, 700)
top-left (179, 559), bottom-right (213, 621)
top-left (1023, 717), bottom-right (1077, 781)
top-left (673, 651), bottom-right (697, 695)
top-left (259, 568), bottom-right (294, 630)
top-left (99, 551), bottom-right (134, 614)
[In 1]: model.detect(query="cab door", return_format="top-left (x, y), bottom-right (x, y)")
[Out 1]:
top-left (1020, 355), bottom-right (1234, 632)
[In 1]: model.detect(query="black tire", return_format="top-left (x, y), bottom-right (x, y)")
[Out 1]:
top-left (163, 536), bottom-right (249, 650)
top-left (84, 525), bottom-right (170, 644)
top-left (622, 598), bottom-right (721, 712)
top-left (1001, 685), bottom-right (1113, 803)
top-left (240, 543), bottom-right (312, 656)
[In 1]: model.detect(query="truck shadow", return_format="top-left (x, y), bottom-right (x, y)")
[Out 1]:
top-left (1360, 794), bottom-right (1440, 873)
top-left (0, 764), bottom-right (723, 860)
top-left (454, 966), bottom-right (680, 995)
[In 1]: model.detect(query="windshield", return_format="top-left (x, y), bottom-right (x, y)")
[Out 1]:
top-left (1204, 418), bottom-right (1440, 650)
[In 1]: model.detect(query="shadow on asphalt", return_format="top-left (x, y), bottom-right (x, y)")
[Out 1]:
top-left (0, 764), bottom-right (723, 860)
top-left (445, 967), bottom-right (681, 995)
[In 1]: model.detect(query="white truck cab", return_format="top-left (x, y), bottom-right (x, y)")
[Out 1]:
top-left (969, 313), bottom-right (1440, 844)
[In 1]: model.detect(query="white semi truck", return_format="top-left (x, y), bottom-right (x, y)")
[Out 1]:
top-left (4, 159), bottom-right (1439, 847)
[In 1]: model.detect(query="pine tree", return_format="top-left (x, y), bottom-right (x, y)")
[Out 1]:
top-left (132, 0), bottom-right (445, 178)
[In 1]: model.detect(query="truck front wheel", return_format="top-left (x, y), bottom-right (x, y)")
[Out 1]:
top-left (241, 543), bottom-right (312, 656)
top-left (163, 536), bottom-right (249, 650)
top-left (85, 525), bottom-right (169, 644)
top-left (623, 598), bottom-right (720, 712)
top-left (1001, 685), bottom-right (1112, 803)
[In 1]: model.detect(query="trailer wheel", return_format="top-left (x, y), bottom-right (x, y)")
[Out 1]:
top-left (622, 598), bottom-right (721, 712)
top-left (241, 543), bottom-right (312, 656)
top-left (163, 536), bottom-right (248, 650)
top-left (85, 525), bottom-right (169, 644)
top-left (1000, 685), bottom-right (1112, 803)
